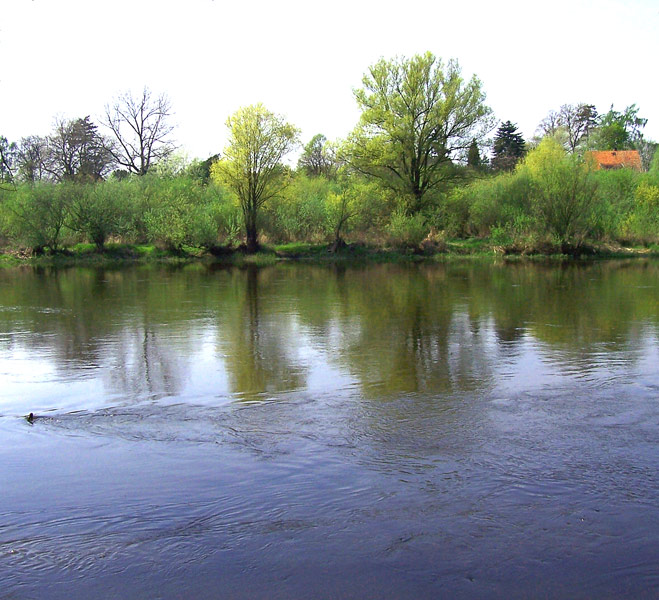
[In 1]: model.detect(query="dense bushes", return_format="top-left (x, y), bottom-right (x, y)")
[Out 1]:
top-left (0, 149), bottom-right (656, 255)
top-left (437, 140), bottom-right (657, 251)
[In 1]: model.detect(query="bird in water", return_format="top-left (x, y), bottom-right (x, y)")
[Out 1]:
top-left (26, 412), bottom-right (34, 424)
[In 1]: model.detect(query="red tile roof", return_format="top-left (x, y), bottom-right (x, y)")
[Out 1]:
top-left (587, 150), bottom-right (642, 171)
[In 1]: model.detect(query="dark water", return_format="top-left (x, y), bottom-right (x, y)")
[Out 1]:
top-left (0, 260), bottom-right (657, 599)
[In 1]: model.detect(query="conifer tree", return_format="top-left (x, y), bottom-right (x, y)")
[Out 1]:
top-left (467, 139), bottom-right (481, 169)
top-left (492, 121), bottom-right (525, 171)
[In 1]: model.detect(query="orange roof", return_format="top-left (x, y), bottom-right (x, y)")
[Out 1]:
top-left (587, 150), bottom-right (642, 171)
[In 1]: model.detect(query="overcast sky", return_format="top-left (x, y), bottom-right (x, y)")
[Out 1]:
top-left (1, 0), bottom-right (657, 160)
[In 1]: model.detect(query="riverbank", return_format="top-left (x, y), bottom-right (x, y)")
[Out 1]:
top-left (1, 239), bottom-right (658, 268)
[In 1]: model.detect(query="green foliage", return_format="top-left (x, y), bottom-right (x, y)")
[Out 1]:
top-left (591, 168), bottom-right (639, 239)
top-left (467, 139), bottom-right (482, 169)
top-left (492, 121), bottom-right (526, 171)
top-left (621, 180), bottom-right (659, 244)
top-left (465, 170), bottom-right (533, 236)
top-left (347, 52), bottom-right (493, 213)
top-left (650, 146), bottom-right (659, 175)
top-left (140, 176), bottom-right (216, 251)
top-left (519, 138), bottom-right (599, 247)
top-left (212, 104), bottom-right (300, 252)
top-left (186, 155), bottom-right (219, 183)
top-left (298, 134), bottom-right (337, 178)
top-left (386, 209), bottom-right (429, 249)
top-left (268, 174), bottom-right (331, 242)
top-left (593, 104), bottom-right (647, 150)
top-left (325, 177), bottom-right (379, 244)
top-left (3, 183), bottom-right (72, 252)
top-left (0, 135), bottom-right (17, 183)
top-left (68, 180), bottom-right (133, 249)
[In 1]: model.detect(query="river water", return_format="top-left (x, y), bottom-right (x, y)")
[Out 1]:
top-left (0, 260), bottom-right (657, 599)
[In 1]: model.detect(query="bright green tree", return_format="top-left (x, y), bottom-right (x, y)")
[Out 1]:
top-left (211, 104), bottom-right (300, 252)
top-left (520, 138), bottom-right (598, 250)
top-left (347, 52), bottom-right (493, 214)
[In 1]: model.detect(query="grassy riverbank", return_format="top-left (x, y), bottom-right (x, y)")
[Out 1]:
top-left (1, 239), bottom-right (657, 268)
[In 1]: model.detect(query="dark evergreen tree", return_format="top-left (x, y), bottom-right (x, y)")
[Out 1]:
top-left (492, 121), bottom-right (525, 171)
top-left (467, 138), bottom-right (481, 169)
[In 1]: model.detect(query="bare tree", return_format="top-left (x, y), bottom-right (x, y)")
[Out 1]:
top-left (536, 110), bottom-right (561, 137)
top-left (104, 87), bottom-right (176, 175)
top-left (536, 104), bottom-right (598, 153)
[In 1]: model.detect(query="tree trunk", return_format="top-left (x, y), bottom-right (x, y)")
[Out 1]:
top-left (245, 219), bottom-right (259, 253)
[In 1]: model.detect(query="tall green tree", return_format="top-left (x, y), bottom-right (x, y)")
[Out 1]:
top-left (298, 134), bottom-right (337, 178)
top-left (347, 52), bottom-right (493, 213)
top-left (594, 104), bottom-right (647, 150)
top-left (492, 121), bottom-right (526, 171)
top-left (467, 139), bottom-right (482, 169)
top-left (211, 104), bottom-right (300, 252)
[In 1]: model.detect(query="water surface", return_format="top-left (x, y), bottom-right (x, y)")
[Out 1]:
top-left (0, 260), bottom-right (657, 599)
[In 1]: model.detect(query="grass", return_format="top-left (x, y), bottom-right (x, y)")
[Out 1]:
top-left (1, 238), bottom-right (657, 268)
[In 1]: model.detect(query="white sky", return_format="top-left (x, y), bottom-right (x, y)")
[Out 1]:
top-left (1, 0), bottom-right (658, 160)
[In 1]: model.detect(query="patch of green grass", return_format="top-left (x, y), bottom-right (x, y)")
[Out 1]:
top-left (0, 253), bottom-right (23, 267)
top-left (1, 238), bottom-right (656, 269)
top-left (273, 242), bottom-right (328, 258)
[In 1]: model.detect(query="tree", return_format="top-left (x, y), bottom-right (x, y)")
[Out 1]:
top-left (536, 103), bottom-right (598, 153)
top-left (492, 121), bottom-right (526, 171)
top-left (559, 103), bottom-right (598, 152)
top-left (467, 139), bottom-right (482, 169)
top-left (298, 134), bottom-right (337, 178)
top-left (211, 104), bottom-right (300, 252)
top-left (637, 139), bottom-right (658, 172)
top-left (347, 52), bottom-right (494, 213)
top-left (594, 104), bottom-right (647, 150)
top-left (0, 136), bottom-right (17, 184)
top-left (46, 116), bottom-right (115, 182)
top-left (16, 136), bottom-right (49, 182)
top-left (104, 87), bottom-right (176, 175)
top-left (4, 184), bottom-right (71, 253)
top-left (537, 110), bottom-right (561, 138)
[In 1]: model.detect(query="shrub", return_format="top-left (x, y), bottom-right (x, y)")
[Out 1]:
top-left (386, 209), bottom-right (429, 249)
top-left (3, 183), bottom-right (72, 252)
top-left (621, 180), bottom-right (659, 244)
top-left (519, 138), bottom-right (599, 249)
top-left (68, 180), bottom-right (133, 250)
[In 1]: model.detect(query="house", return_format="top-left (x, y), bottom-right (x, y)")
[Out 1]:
top-left (586, 150), bottom-right (642, 171)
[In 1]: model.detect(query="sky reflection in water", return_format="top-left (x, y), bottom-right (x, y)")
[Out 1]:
top-left (0, 261), bottom-right (657, 599)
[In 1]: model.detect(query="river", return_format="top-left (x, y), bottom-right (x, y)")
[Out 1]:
top-left (0, 260), bottom-right (657, 599)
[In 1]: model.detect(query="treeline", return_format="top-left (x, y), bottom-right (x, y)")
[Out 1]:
top-left (0, 53), bottom-right (657, 256)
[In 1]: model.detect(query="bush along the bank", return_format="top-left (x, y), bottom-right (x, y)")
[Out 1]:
top-left (437, 139), bottom-right (658, 254)
top-left (0, 147), bottom-right (656, 257)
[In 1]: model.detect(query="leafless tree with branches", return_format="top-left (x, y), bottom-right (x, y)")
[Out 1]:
top-left (104, 87), bottom-right (176, 176)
